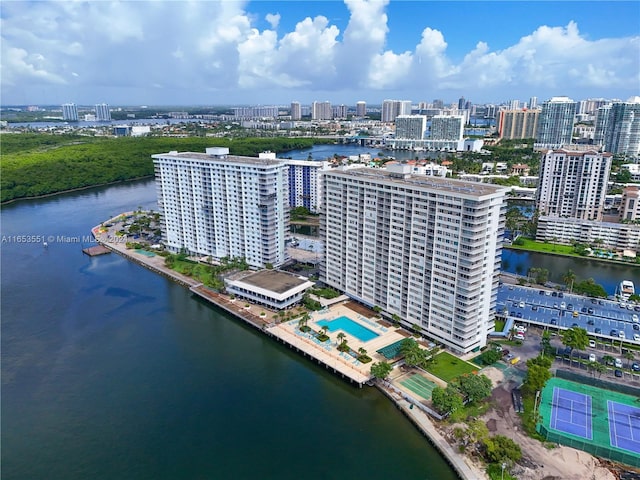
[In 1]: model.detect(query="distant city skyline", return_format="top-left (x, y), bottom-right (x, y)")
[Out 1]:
top-left (1, 1), bottom-right (639, 106)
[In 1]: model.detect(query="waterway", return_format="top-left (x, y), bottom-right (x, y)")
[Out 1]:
top-left (1, 178), bottom-right (458, 480)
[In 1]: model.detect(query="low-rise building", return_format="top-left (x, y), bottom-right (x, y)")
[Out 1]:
top-left (224, 270), bottom-right (314, 310)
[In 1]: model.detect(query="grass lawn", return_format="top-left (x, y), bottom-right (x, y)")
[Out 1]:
top-left (426, 351), bottom-right (478, 382)
top-left (508, 237), bottom-right (575, 255)
top-left (494, 319), bottom-right (506, 332)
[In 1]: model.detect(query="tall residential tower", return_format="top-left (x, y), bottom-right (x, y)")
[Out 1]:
top-left (535, 96), bottom-right (577, 148)
top-left (320, 165), bottom-right (507, 353)
top-left (152, 148), bottom-right (289, 268)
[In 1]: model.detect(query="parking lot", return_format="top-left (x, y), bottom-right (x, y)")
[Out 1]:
top-left (497, 284), bottom-right (640, 344)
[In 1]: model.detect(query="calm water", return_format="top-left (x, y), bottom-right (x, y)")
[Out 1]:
top-left (501, 249), bottom-right (639, 296)
top-left (1, 179), bottom-right (457, 480)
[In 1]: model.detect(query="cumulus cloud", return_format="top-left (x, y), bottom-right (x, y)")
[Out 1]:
top-left (0, 1), bottom-right (637, 105)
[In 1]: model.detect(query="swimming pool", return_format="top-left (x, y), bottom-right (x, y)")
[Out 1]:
top-left (317, 316), bottom-right (379, 342)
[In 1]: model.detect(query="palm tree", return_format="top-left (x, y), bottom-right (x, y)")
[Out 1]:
top-left (298, 316), bottom-right (308, 331)
top-left (337, 332), bottom-right (346, 345)
top-left (320, 325), bottom-right (329, 337)
top-left (602, 354), bottom-right (615, 367)
top-left (624, 351), bottom-right (635, 368)
top-left (358, 347), bottom-right (368, 357)
top-left (562, 270), bottom-right (577, 293)
top-left (508, 326), bottom-right (517, 341)
top-left (592, 362), bottom-right (606, 378)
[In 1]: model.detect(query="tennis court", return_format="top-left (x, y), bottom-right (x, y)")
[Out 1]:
top-left (607, 401), bottom-right (640, 455)
top-left (537, 377), bottom-right (640, 467)
top-left (550, 387), bottom-right (593, 440)
top-left (400, 374), bottom-right (437, 400)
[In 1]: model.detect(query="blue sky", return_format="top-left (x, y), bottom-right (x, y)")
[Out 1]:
top-left (1, 1), bottom-right (638, 107)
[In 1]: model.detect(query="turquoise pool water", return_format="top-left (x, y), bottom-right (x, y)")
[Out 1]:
top-left (317, 316), bottom-right (379, 342)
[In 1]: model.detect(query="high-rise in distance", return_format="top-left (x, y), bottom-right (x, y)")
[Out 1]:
top-left (535, 96), bottom-right (577, 148)
top-left (62, 103), bottom-right (78, 121)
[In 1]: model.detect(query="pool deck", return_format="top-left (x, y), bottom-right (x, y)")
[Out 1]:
top-left (270, 303), bottom-right (408, 384)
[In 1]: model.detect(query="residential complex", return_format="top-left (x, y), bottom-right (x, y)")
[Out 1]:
top-left (290, 102), bottom-right (301, 120)
top-left (62, 103), bottom-right (78, 121)
top-left (287, 159), bottom-right (330, 213)
top-left (395, 115), bottom-right (426, 140)
top-left (152, 147), bottom-right (289, 268)
top-left (620, 186), bottom-right (640, 222)
top-left (320, 164), bottom-right (507, 353)
top-left (381, 99), bottom-right (412, 123)
top-left (536, 216), bottom-right (640, 252)
top-left (94, 103), bottom-right (111, 121)
top-left (535, 96), bottom-right (577, 148)
top-left (599, 97), bottom-right (640, 157)
top-left (498, 108), bottom-right (539, 139)
top-left (430, 115), bottom-right (464, 141)
top-left (536, 149), bottom-right (612, 221)
top-left (356, 101), bottom-right (366, 117)
top-left (312, 101), bottom-right (332, 120)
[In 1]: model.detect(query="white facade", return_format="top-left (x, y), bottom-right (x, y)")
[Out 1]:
top-left (62, 103), bottom-right (78, 121)
top-left (320, 165), bottom-right (507, 353)
top-left (430, 115), bottom-right (464, 141)
top-left (152, 147), bottom-right (289, 268)
top-left (620, 186), bottom-right (640, 222)
top-left (381, 99), bottom-right (412, 123)
top-left (290, 102), bottom-right (301, 120)
top-left (536, 216), bottom-right (640, 252)
top-left (395, 115), bottom-right (426, 139)
top-left (286, 160), bottom-right (331, 213)
top-left (312, 101), bottom-right (332, 120)
top-left (95, 103), bottom-right (111, 121)
top-left (536, 149), bottom-right (612, 221)
top-left (535, 96), bottom-right (577, 148)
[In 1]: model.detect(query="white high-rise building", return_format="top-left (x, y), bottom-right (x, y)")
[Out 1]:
top-left (62, 103), bottom-right (78, 121)
top-left (321, 165), bottom-right (507, 353)
top-left (381, 99), bottom-right (412, 122)
top-left (356, 101), bottom-right (367, 117)
top-left (311, 101), bottom-right (332, 120)
top-left (286, 160), bottom-right (330, 213)
top-left (536, 96), bottom-right (577, 148)
top-left (95, 103), bottom-right (111, 121)
top-left (529, 96), bottom-right (538, 109)
top-left (430, 115), bottom-right (464, 140)
top-left (601, 97), bottom-right (640, 157)
top-left (290, 102), bottom-right (301, 120)
top-left (395, 115), bottom-right (427, 139)
top-left (593, 104), bottom-right (612, 147)
top-left (152, 147), bottom-right (289, 268)
top-left (536, 148), bottom-right (612, 221)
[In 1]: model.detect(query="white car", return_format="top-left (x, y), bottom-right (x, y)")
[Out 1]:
top-left (615, 358), bottom-right (623, 368)
top-left (519, 301), bottom-right (525, 308)
top-left (619, 331), bottom-right (626, 339)
top-left (633, 314), bottom-right (639, 323)
top-left (516, 325), bottom-right (527, 333)
top-left (589, 340), bottom-right (596, 348)
top-left (514, 333), bottom-right (525, 341)
top-left (589, 353), bottom-right (596, 362)
top-left (560, 302), bottom-right (566, 309)
top-left (634, 334), bottom-right (640, 342)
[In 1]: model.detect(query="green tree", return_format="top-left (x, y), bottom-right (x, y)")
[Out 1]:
top-left (601, 354), bottom-right (615, 367)
top-left (523, 359), bottom-right (552, 394)
top-left (455, 374), bottom-right (492, 404)
top-left (320, 325), bottom-right (329, 337)
top-left (431, 385), bottom-right (464, 416)
top-left (483, 434), bottom-right (522, 464)
top-left (562, 326), bottom-right (589, 361)
top-left (624, 350), bottom-right (635, 368)
top-left (298, 316), bottom-right (308, 332)
top-left (562, 269), bottom-right (576, 293)
top-left (370, 361), bottom-right (392, 380)
top-left (337, 332), bottom-right (346, 345)
top-left (481, 349), bottom-right (501, 365)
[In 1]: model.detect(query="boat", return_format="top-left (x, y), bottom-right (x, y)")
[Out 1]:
top-left (617, 280), bottom-right (635, 300)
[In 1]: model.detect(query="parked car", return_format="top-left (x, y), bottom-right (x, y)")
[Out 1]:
top-left (595, 327), bottom-right (602, 334)
top-left (501, 349), bottom-right (510, 357)
top-left (516, 312), bottom-right (523, 318)
top-left (619, 331), bottom-right (626, 339)
top-left (505, 353), bottom-right (515, 361)
top-left (615, 369), bottom-right (623, 378)
top-left (558, 292), bottom-right (564, 298)
top-left (615, 358), bottom-right (623, 368)
top-left (632, 362), bottom-right (640, 372)
top-left (633, 314), bottom-right (639, 322)
top-left (587, 319), bottom-right (595, 325)
top-left (634, 334), bottom-right (640, 342)
top-left (581, 307), bottom-right (588, 313)
top-left (539, 290), bottom-right (545, 295)
top-left (610, 329), bottom-right (618, 337)
top-left (519, 301), bottom-right (525, 308)
top-left (514, 333), bottom-right (525, 340)
top-left (634, 324), bottom-right (639, 331)
top-left (588, 308), bottom-right (594, 314)
top-left (567, 304), bottom-right (574, 311)
top-left (560, 302), bottom-right (566, 309)
top-left (589, 353), bottom-right (596, 362)
top-left (572, 311), bottom-right (579, 317)
top-left (532, 305), bottom-right (538, 311)
top-left (589, 340), bottom-right (596, 348)
top-left (551, 319), bottom-right (557, 325)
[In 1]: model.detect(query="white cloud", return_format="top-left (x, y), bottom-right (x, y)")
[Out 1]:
top-left (0, 1), bottom-right (637, 105)
top-left (266, 13), bottom-right (280, 29)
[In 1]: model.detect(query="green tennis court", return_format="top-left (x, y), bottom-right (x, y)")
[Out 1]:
top-left (537, 377), bottom-right (640, 468)
top-left (400, 374), bottom-right (437, 400)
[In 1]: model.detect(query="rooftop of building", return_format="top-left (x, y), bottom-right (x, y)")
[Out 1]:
top-left (543, 148), bottom-right (613, 157)
top-left (227, 269), bottom-right (312, 295)
top-left (325, 166), bottom-right (507, 197)
top-left (152, 149), bottom-right (285, 166)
